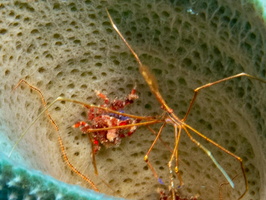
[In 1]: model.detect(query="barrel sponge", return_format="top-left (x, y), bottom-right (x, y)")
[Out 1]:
top-left (0, 0), bottom-right (266, 200)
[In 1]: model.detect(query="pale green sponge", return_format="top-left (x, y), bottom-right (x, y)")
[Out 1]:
top-left (1, 0), bottom-right (266, 200)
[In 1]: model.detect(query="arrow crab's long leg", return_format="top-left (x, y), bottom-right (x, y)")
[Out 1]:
top-left (183, 123), bottom-right (247, 199)
top-left (168, 124), bottom-right (183, 198)
top-left (144, 122), bottom-right (167, 183)
top-left (183, 73), bottom-right (266, 122)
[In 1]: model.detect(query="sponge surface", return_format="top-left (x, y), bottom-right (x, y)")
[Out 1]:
top-left (0, 0), bottom-right (266, 200)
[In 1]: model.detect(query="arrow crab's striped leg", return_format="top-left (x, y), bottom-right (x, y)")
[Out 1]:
top-left (13, 79), bottom-right (59, 131)
top-left (11, 81), bottom-right (99, 191)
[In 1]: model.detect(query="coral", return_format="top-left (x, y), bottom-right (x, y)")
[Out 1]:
top-left (0, 0), bottom-right (266, 199)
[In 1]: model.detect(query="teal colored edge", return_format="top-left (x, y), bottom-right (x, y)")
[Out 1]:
top-left (0, 152), bottom-right (125, 200)
top-left (253, 0), bottom-right (266, 20)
